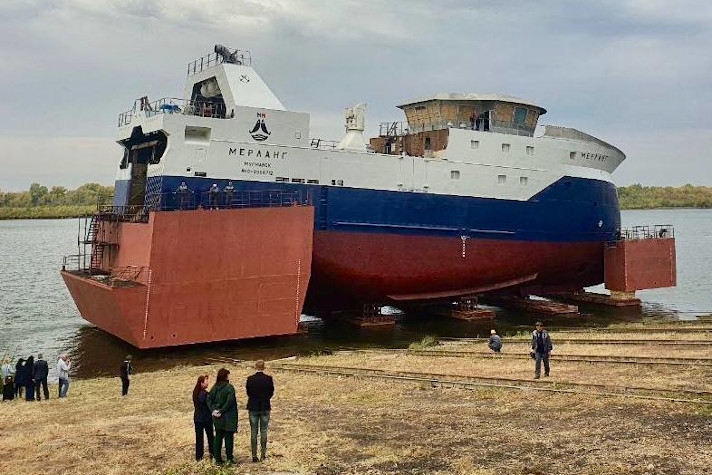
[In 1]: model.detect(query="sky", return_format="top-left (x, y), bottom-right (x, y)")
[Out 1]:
top-left (1, 0), bottom-right (710, 191)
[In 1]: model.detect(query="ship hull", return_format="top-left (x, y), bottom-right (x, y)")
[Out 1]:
top-left (304, 232), bottom-right (604, 311)
top-left (125, 174), bottom-right (620, 310)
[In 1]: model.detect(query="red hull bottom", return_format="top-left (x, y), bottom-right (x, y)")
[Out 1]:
top-left (304, 232), bottom-right (606, 312)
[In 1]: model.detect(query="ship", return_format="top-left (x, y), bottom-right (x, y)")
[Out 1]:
top-left (60, 45), bottom-right (676, 348)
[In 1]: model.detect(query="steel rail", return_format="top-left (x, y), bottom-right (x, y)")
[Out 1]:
top-left (272, 362), bottom-right (712, 405)
top-left (338, 348), bottom-right (712, 366)
top-left (404, 349), bottom-right (712, 366)
top-left (559, 327), bottom-right (712, 334)
top-left (439, 337), bottom-right (712, 346)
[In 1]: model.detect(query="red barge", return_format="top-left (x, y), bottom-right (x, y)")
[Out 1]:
top-left (62, 201), bottom-right (313, 348)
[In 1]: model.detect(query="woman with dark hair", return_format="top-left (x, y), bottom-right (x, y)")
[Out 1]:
top-left (192, 374), bottom-right (214, 461)
top-left (2, 357), bottom-right (14, 401)
top-left (24, 356), bottom-right (35, 401)
top-left (14, 358), bottom-right (25, 399)
top-left (208, 368), bottom-right (238, 465)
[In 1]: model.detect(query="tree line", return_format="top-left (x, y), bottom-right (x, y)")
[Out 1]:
top-left (0, 183), bottom-right (114, 220)
top-left (1, 182), bottom-right (711, 219)
top-left (1, 183), bottom-right (114, 208)
top-left (617, 184), bottom-right (712, 209)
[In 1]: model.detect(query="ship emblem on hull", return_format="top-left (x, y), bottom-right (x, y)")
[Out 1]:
top-left (249, 112), bottom-right (271, 141)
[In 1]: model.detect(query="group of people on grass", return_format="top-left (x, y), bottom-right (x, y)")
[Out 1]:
top-left (3, 351), bottom-right (274, 466)
top-left (2, 352), bottom-right (130, 402)
top-left (4, 325), bottom-right (549, 465)
top-left (193, 360), bottom-right (274, 465)
top-left (1, 353), bottom-right (69, 401)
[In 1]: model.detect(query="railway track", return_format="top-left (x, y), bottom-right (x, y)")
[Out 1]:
top-left (271, 362), bottom-right (712, 405)
top-left (440, 337), bottom-right (712, 346)
top-left (404, 349), bottom-right (712, 366)
top-left (206, 349), bottom-right (712, 369)
top-left (559, 327), bottom-right (712, 334)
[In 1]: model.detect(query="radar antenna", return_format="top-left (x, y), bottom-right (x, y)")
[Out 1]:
top-left (214, 44), bottom-right (242, 64)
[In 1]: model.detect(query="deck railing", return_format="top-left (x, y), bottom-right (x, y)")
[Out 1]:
top-left (62, 254), bottom-right (86, 273)
top-left (97, 190), bottom-right (304, 222)
top-left (118, 97), bottom-right (229, 126)
top-left (378, 116), bottom-right (535, 137)
top-left (61, 257), bottom-right (147, 285)
top-left (187, 48), bottom-right (251, 76)
top-left (617, 225), bottom-right (674, 241)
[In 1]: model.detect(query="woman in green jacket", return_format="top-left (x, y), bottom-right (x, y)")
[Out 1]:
top-left (207, 368), bottom-right (238, 465)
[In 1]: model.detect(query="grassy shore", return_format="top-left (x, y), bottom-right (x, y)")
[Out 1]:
top-left (0, 205), bottom-right (95, 220)
top-left (2, 334), bottom-right (712, 475)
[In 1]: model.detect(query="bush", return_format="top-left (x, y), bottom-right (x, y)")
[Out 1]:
top-left (408, 335), bottom-right (439, 350)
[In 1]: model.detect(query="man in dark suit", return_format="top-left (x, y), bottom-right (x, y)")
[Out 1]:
top-left (33, 353), bottom-right (49, 400)
top-left (245, 360), bottom-right (274, 462)
top-left (120, 355), bottom-right (133, 396)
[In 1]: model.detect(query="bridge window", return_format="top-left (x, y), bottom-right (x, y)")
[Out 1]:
top-left (498, 174), bottom-right (507, 184)
top-left (513, 107), bottom-right (528, 127)
top-left (451, 170), bottom-right (460, 179)
top-left (502, 143), bottom-right (510, 153)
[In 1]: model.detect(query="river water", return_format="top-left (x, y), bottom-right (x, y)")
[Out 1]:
top-left (0, 209), bottom-right (710, 379)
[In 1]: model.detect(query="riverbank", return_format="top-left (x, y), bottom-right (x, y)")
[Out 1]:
top-left (0, 205), bottom-right (94, 220)
top-left (2, 329), bottom-right (712, 475)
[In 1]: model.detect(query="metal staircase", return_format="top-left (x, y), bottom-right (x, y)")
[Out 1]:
top-left (82, 212), bottom-right (118, 274)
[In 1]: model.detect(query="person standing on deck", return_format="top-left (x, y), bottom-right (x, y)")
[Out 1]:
top-left (488, 329), bottom-right (502, 353)
top-left (224, 181), bottom-right (235, 208)
top-left (531, 322), bottom-right (553, 379)
top-left (246, 360), bottom-right (274, 462)
top-left (209, 183), bottom-right (221, 209)
top-left (208, 368), bottom-right (238, 465)
top-left (57, 354), bottom-right (71, 398)
top-left (33, 353), bottom-right (49, 400)
top-left (119, 355), bottom-right (133, 396)
top-left (176, 181), bottom-right (190, 210)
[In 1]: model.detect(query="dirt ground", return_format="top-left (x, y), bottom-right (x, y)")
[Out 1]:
top-left (2, 331), bottom-right (712, 475)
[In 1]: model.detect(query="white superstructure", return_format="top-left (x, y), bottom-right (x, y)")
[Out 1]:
top-left (114, 45), bottom-right (624, 206)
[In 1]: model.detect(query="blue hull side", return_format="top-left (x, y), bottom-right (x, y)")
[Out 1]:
top-left (134, 175), bottom-right (620, 243)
